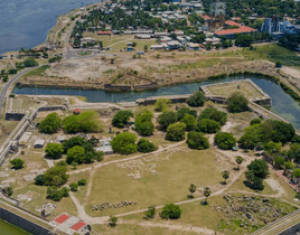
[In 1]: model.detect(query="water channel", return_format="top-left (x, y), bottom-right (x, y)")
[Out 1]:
top-left (13, 75), bottom-right (300, 129)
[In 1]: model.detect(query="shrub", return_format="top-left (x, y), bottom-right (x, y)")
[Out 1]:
top-left (144, 206), bottom-right (156, 219)
top-left (78, 179), bottom-right (87, 186)
top-left (135, 111), bottom-right (155, 136)
top-left (39, 113), bottom-right (62, 133)
top-left (274, 155), bottom-right (285, 169)
top-left (196, 118), bottom-right (220, 133)
top-left (227, 92), bottom-right (248, 113)
top-left (10, 158), bottom-right (24, 169)
top-left (35, 174), bottom-right (45, 186)
top-left (198, 108), bottom-right (227, 125)
top-left (214, 132), bottom-right (236, 150)
top-left (111, 132), bottom-right (137, 154)
top-left (137, 139), bottom-right (156, 153)
top-left (3, 187), bottom-right (13, 197)
top-left (186, 91), bottom-right (205, 107)
top-left (45, 143), bottom-right (64, 159)
top-left (285, 161), bottom-right (295, 170)
top-left (160, 204), bottom-right (181, 219)
top-left (158, 112), bottom-right (178, 130)
top-left (66, 146), bottom-right (85, 164)
top-left (46, 186), bottom-right (69, 201)
top-left (112, 110), bottom-right (133, 128)
top-left (69, 182), bottom-right (78, 192)
top-left (293, 168), bottom-right (300, 178)
top-left (250, 118), bottom-right (262, 125)
top-left (180, 114), bottom-right (196, 131)
top-left (238, 133), bottom-right (256, 149)
top-left (186, 131), bottom-right (209, 150)
top-left (95, 151), bottom-right (104, 162)
top-left (166, 123), bottom-right (186, 141)
top-left (154, 98), bottom-right (170, 112)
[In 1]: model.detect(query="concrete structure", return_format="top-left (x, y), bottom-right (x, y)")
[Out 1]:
top-left (34, 139), bottom-right (45, 149)
top-left (95, 139), bottom-right (113, 154)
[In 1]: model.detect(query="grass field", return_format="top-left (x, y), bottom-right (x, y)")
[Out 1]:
top-left (84, 148), bottom-right (229, 216)
top-left (205, 80), bottom-right (264, 100)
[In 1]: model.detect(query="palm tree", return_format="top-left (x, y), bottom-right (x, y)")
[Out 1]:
top-left (188, 184), bottom-right (197, 198)
top-left (203, 187), bottom-right (211, 205)
top-left (222, 170), bottom-right (229, 184)
top-left (235, 156), bottom-right (243, 170)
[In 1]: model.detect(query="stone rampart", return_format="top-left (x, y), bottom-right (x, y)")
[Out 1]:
top-left (0, 206), bottom-right (56, 235)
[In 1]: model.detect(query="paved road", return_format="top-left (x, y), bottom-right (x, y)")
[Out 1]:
top-left (0, 67), bottom-right (37, 117)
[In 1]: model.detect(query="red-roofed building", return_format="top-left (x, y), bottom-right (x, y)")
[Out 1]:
top-left (225, 20), bottom-right (242, 27)
top-left (54, 214), bottom-right (70, 224)
top-left (214, 26), bottom-right (256, 38)
top-left (202, 15), bottom-right (212, 20)
top-left (74, 108), bottom-right (81, 115)
top-left (97, 31), bottom-right (112, 35)
top-left (72, 221), bottom-right (86, 231)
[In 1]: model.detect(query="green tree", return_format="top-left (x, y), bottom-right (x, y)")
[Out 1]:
top-left (137, 139), bottom-right (156, 153)
top-left (186, 131), bottom-right (209, 150)
top-left (154, 98), bottom-right (170, 112)
top-left (46, 186), bottom-right (69, 201)
top-left (109, 216), bottom-right (118, 227)
top-left (111, 132), bottom-right (137, 154)
top-left (45, 143), bottom-right (64, 159)
top-left (188, 183), bottom-right (197, 198)
top-left (144, 206), bottom-right (156, 219)
top-left (39, 113), bottom-right (62, 133)
top-left (158, 112), bottom-right (178, 130)
top-left (95, 151), bottom-right (104, 162)
top-left (66, 146), bottom-right (85, 164)
top-left (71, 161), bottom-right (78, 169)
top-left (227, 92), bottom-right (248, 113)
top-left (144, 45), bottom-right (148, 52)
top-left (10, 158), bottom-right (24, 169)
top-left (63, 111), bottom-right (100, 133)
top-left (198, 108), bottom-right (227, 125)
top-left (222, 170), bottom-right (229, 184)
top-left (69, 182), bottom-right (78, 192)
top-left (263, 141), bottom-right (282, 156)
top-left (203, 187), bottom-right (211, 205)
top-left (44, 162), bottom-right (68, 187)
top-left (247, 159), bottom-right (269, 179)
top-left (196, 118), bottom-right (220, 133)
top-left (160, 204), bottom-right (181, 219)
top-left (250, 118), bottom-right (261, 125)
top-left (135, 110), bottom-right (155, 136)
top-left (166, 123), bottom-right (186, 141)
top-left (187, 91), bottom-right (205, 107)
top-left (289, 143), bottom-right (300, 161)
top-left (177, 107), bottom-right (190, 121)
top-left (180, 114), bottom-right (196, 131)
top-left (62, 136), bottom-right (86, 152)
top-left (235, 156), bottom-right (243, 170)
top-left (112, 110), bottom-right (133, 128)
top-left (23, 58), bottom-right (38, 67)
top-left (285, 161), bottom-right (295, 170)
top-left (235, 34), bottom-right (253, 47)
top-left (214, 132), bottom-right (236, 150)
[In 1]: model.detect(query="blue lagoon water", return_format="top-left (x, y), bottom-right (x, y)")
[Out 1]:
top-left (0, 0), bottom-right (100, 54)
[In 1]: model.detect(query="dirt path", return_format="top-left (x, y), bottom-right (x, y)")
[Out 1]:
top-left (84, 166), bottom-right (95, 205)
top-left (67, 140), bottom-right (186, 175)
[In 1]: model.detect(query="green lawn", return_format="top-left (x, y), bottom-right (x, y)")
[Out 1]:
top-left (84, 148), bottom-right (226, 216)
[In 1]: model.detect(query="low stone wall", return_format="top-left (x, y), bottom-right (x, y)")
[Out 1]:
top-left (5, 112), bottom-right (26, 121)
top-left (133, 82), bottom-right (158, 91)
top-left (0, 206), bottom-right (56, 235)
top-left (137, 94), bottom-right (191, 105)
top-left (104, 84), bottom-right (131, 92)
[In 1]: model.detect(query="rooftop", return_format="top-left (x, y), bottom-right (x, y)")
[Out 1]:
top-left (71, 221), bottom-right (86, 231)
top-left (55, 214), bottom-right (70, 224)
top-left (215, 26), bottom-right (256, 36)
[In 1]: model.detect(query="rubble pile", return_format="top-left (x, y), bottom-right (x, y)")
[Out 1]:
top-left (92, 200), bottom-right (137, 211)
top-left (214, 195), bottom-right (292, 229)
